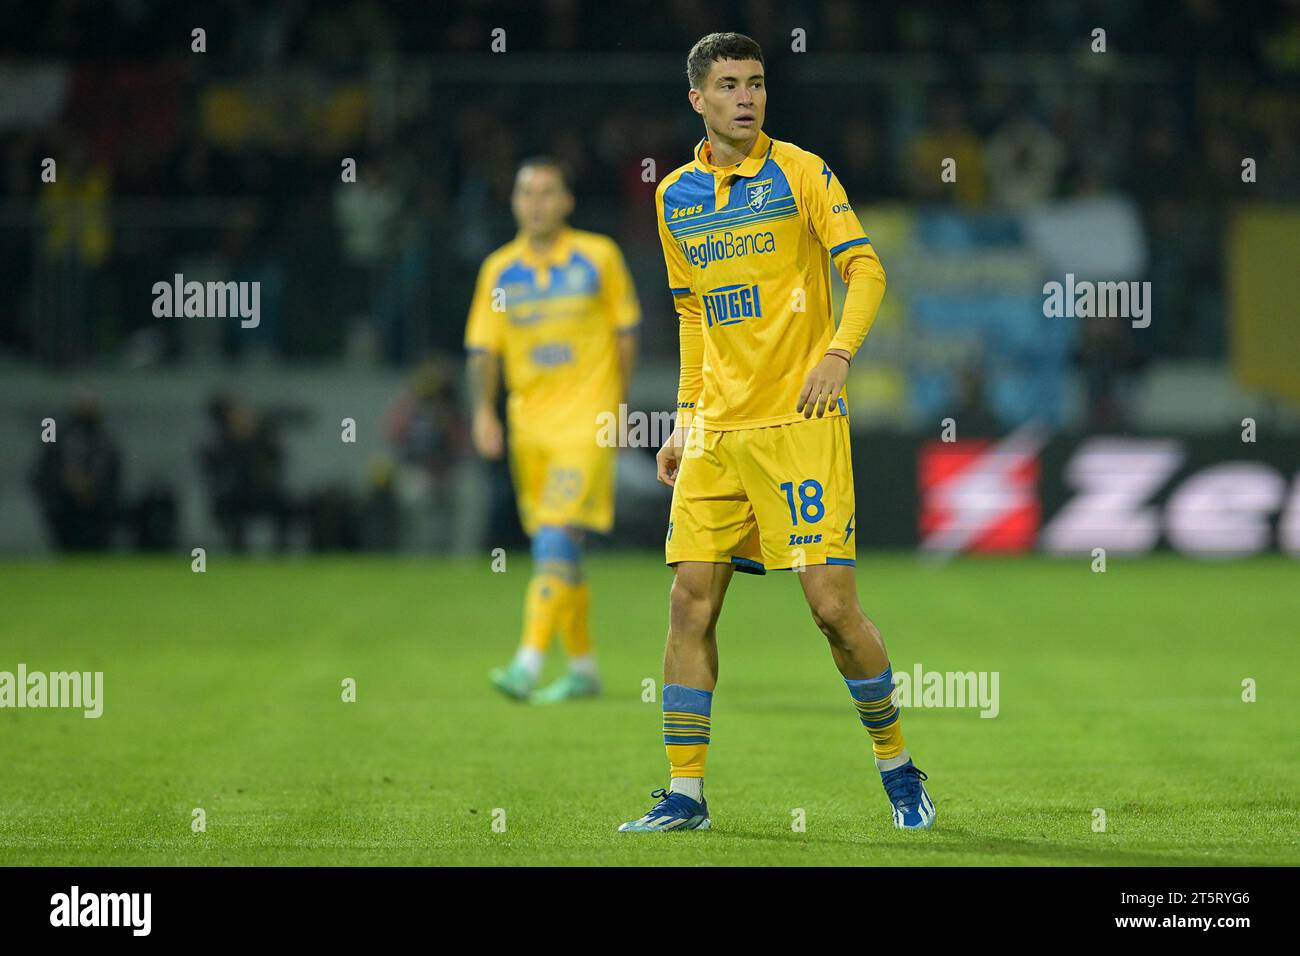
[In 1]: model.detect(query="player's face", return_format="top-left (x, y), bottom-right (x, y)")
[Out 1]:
top-left (691, 58), bottom-right (766, 144)
top-left (512, 166), bottom-right (573, 238)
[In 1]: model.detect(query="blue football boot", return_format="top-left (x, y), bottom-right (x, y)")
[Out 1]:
top-left (618, 788), bottom-right (711, 832)
top-left (880, 760), bottom-right (936, 829)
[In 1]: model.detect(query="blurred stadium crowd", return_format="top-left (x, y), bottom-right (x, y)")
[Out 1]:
top-left (2, 0), bottom-right (1298, 553)
top-left (25, 373), bottom-right (464, 554)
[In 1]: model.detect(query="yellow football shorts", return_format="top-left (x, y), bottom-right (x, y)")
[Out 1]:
top-left (665, 409), bottom-right (857, 573)
top-left (510, 436), bottom-right (616, 535)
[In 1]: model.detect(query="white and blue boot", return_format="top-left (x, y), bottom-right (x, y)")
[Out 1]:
top-left (618, 788), bottom-right (711, 832)
top-left (880, 759), bottom-right (936, 829)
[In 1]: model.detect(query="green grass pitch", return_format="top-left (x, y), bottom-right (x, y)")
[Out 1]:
top-left (1, 554), bottom-right (1296, 866)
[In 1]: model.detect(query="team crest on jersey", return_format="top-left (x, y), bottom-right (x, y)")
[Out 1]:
top-left (746, 178), bottom-right (773, 212)
top-left (563, 264), bottom-right (587, 291)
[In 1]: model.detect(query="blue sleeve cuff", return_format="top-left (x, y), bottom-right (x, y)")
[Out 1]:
top-left (829, 237), bottom-right (871, 257)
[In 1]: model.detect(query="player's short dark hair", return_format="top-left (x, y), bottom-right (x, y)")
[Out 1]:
top-left (516, 156), bottom-right (573, 195)
top-left (686, 33), bottom-right (765, 90)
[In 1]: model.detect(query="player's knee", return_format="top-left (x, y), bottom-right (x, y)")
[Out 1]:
top-left (532, 525), bottom-right (582, 564)
top-left (668, 572), bottom-right (718, 636)
top-left (668, 573), bottom-right (707, 614)
top-left (532, 526), bottom-right (584, 582)
top-left (808, 593), bottom-right (861, 644)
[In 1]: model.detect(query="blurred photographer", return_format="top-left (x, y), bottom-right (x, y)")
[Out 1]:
top-left (199, 394), bottom-right (293, 552)
top-left (30, 396), bottom-right (121, 551)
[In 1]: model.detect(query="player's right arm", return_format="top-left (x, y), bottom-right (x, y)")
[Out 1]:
top-left (654, 178), bottom-right (701, 486)
top-left (658, 296), bottom-right (703, 485)
top-left (464, 256), bottom-right (505, 460)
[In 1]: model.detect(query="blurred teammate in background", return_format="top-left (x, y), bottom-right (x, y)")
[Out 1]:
top-left (464, 157), bottom-right (641, 703)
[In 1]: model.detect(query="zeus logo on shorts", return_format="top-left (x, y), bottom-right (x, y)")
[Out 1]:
top-left (703, 283), bottom-right (762, 328)
top-left (789, 533), bottom-right (822, 545)
top-left (681, 230), bottom-right (776, 270)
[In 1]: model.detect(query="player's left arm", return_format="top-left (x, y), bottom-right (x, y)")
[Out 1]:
top-left (603, 240), bottom-right (642, 403)
top-left (795, 157), bottom-right (887, 418)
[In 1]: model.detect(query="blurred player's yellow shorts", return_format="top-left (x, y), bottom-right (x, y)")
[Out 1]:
top-left (510, 436), bottom-right (616, 535)
top-left (666, 408), bottom-right (856, 573)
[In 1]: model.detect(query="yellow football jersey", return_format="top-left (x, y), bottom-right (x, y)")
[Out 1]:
top-left (656, 131), bottom-right (885, 430)
top-left (465, 226), bottom-right (641, 445)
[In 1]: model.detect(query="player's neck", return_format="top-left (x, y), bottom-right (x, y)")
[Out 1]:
top-left (706, 128), bottom-right (759, 168)
top-left (524, 226), bottom-right (566, 256)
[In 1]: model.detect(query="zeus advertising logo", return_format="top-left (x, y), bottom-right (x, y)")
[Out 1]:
top-left (703, 283), bottom-right (762, 327)
top-left (681, 230), bottom-right (776, 270)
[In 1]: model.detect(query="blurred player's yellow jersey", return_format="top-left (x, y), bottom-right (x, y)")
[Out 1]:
top-left (656, 131), bottom-right (883, 430)
top-left (464, 227), bottom-right (641, 444)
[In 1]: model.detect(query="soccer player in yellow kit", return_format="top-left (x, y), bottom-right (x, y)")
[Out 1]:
top-left (465, 158), bottom-right (640, 704)
top-left (619, 34), bottom-right (935, 831)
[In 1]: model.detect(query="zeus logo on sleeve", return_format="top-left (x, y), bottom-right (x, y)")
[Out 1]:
top-left (702, 283), bottom-right (762, 328)
top-left (681, 231), bottom-right (776, 270)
